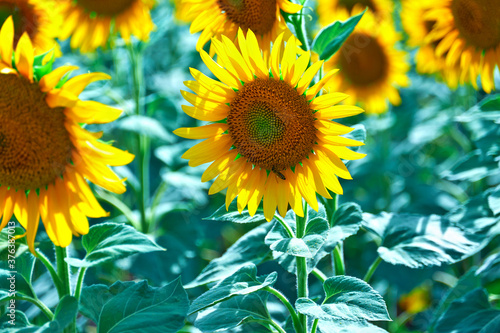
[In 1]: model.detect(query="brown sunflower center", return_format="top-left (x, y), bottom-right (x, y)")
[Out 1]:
top-left (338, 0), bottom-right (375, 12)
top-left (216, 0), bottom-right (277, 36)
top-left (227, 78), bottom-right (316, 172)
top-left (339, 33), bottom-right (388, 86)
top-left (451, 0), bottom-right (500, 49)
top-left (0, 74), bottom-right (72, 190)
top-left (0, 1), bottom-right (39, 46)
top-left (75, 0), bottom-right (136, 16)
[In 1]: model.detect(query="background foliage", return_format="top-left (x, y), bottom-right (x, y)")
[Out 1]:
top-left (1, 0), bottom-right (499, 332)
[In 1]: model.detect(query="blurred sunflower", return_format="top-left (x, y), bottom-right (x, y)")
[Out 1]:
top-left (58, 0), bottom-right (155, 53)
top-left (317, 0), bottom-right (394, 26)
top-left (424, 0), bottom-right (500, 93)
top-left (0, 17), bottom-right (134, 252)
top-left (177, 0), bottom-right (302, 56)
top-left (175, 30), bottom-right (366, 221)
top-left (0, 0), bottom-right (59, 54)
top-left (401, 0), bottom-right (460, 88)
top-left (321, 9), bottom-right (409, 114)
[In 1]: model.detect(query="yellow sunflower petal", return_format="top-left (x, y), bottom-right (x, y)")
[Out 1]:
top-left (174, 124), bottom-right (228, 139)
top-left (0, 16), bottom-right (14, 64)
top-left (14, 33), bottom-right (34, 81)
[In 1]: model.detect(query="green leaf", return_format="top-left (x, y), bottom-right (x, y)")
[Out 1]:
top-left (185, 223), bottom-right (272, 288)
top-left (0, 227), bottom-right (28, 259)
top-left (312, 9), bottom-right (366, 60)
top-left (48, 295), bottom-right (79, 332)
top-left (266, 204), bottom-right (329, 273)
top-left (0, 310), bottom-right (30, 331)
top-left (0, 252), bottom-right (36, 300)
top-left (0, 296), bottom-right (78, 333)
top-left (447, 187), bottom-right (500, 242)
top-left (205, 200), bottom-right (266, 223)
top-left (456, 94), bottom-right (500, 122)
top-left (477, 253), bottom-right (500, 294)
top-left (328, 202), bottom-right (364, 245)
top-left (433, 289), bottom-right (500, 333)
top-left (363, 212), bottom-right (486, 268)
top-left (118, 115), bottom-right (174, 142)
top-left (189, 264), bottom-right (277, 314)
top-left (194, 291), bottom-right (271, 332)
top-left (488, 186), bottom-right (500, 215)
top-left (442, 150), bottom-right (499, 182)
top-left (265, 213), bottom-right (329, 258)
top-left (65, 223), bottom-right (164, 268)
top-left (429, 268), bottom-right (481, 332)
top-left (296, 276), bottom-right (390, 322)
top-left (80, 282), bottom-right (136, 324)
top-left (318, 320), bottom-right (388, 333)
top-left (80, 278), bottom-right (189, 333)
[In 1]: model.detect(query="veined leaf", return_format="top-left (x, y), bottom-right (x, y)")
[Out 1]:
top-left (312, 9), bottom-right (366, 60)
top-left (80, 279), bottom-right (189, 333)
top-left (296, 275), bottom-right (390, 322)
top-left (65, 223), bottom-right (164, 268)
top-left (195, 291), bottom-right (271, 332)
top-left (189, 264), bottom-right (277, 314)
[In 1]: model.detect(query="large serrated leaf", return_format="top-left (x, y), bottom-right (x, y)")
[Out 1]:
top-left (65, 223), bottom-right (164, 268)
top-left (189, 264), bottom-right (277, 314)
top-left (80, 279), bottom-right (189, 333)
top-left (266, 204), bottom-right (329, 273)
top-left (194, 291), bottom-right (271, 332)
top-left (296, 276), bottom-right (390, 322)
top-left (265, 214), bottom-right (329, 258)
top-left (363, 212), bottom-right (489, 268)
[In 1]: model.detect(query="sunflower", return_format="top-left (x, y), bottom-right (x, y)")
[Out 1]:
top-left (174, 30), bottom-right (366, 221)
top-left (178, 0), bottom-right (302, 56)
top-left (320, 9), bottom-right (410, 114)
top-left (0, 0), bottom-right (60, 54)
top-left (401, 0), bottom-right (461, 88)
top-left (58, 0), bottom-right (155, 53)
top-left (0, 17), bottom-right (134, 253)
top-left (423, 0), bottom-right (500, 93)
top-left (317, 0), bottom-right (394, 26)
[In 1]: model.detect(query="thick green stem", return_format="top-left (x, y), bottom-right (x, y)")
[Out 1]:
top-left (55, 247), bottom-right (71, 296)
top-left (128, 44), bottom-right (150, 234)
top-left (364, 257), bottom-right (382, 283)
top-left (311, 318), bottom-right (319, 333)
top-left (296, 203), bottom-right (309, 332)
top-left (74, 267), bottom-right (87, 301)
top-left (14, 295), bottom-right (54, 320)
top-left (138, 136), bottom-right (151, 234)
top-left (333, 243), bottom-right (345, 275)
top-left (265, 286), bottom-right (302, 333)
top-left (55, 246), bottom-right (76, 333)
top-left (36, 250), bottom-right (63, 298)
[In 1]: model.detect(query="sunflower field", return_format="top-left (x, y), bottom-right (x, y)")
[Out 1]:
top-left (1, 0), bottom-right (499, 332)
